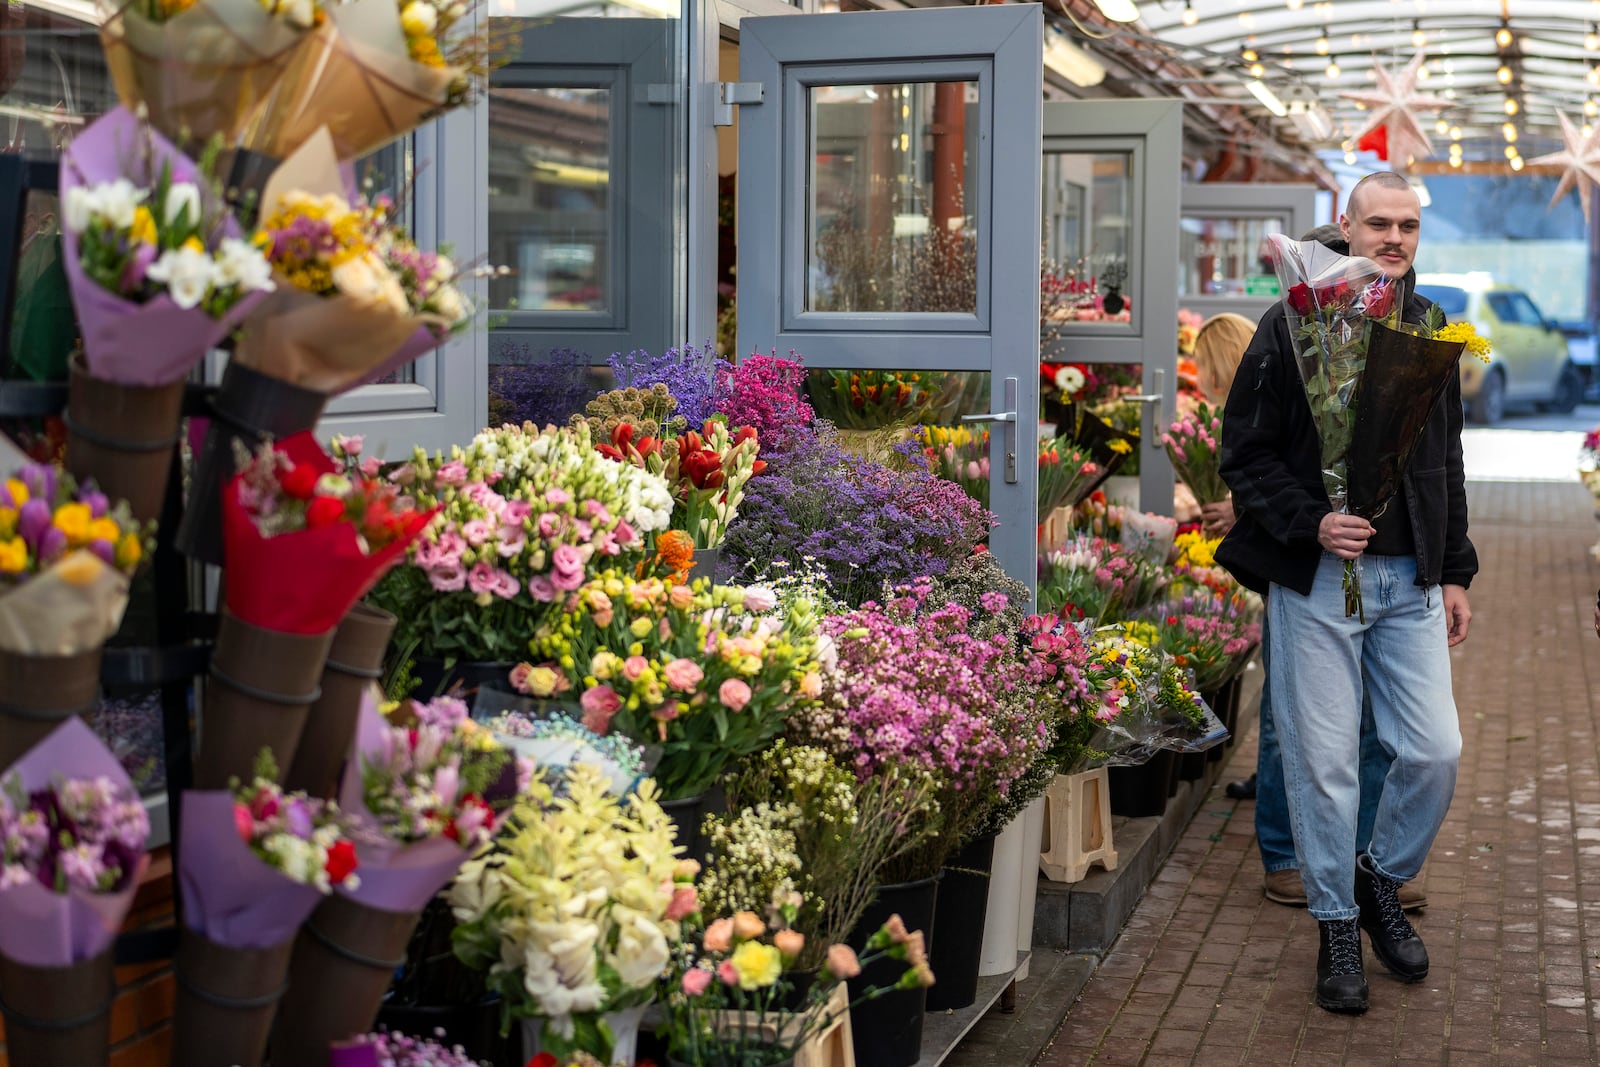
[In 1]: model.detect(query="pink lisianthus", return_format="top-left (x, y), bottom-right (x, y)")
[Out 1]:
top-left (467, 561), bottom-right (499, 595)
top-left (663, 658), bottom-right (704, 692)
top-left (718, 678), bottom-right (752, 711)
top-left (665, 884), bottom-right (699, 921)
top-left (579, 685), bottom-right (623, 735)
top-left (703, 917), bottom-right (734, 952)
top-left (623, 656), bottom-right (650, 681)
top-left (436, 461), bottom-right (468, 486)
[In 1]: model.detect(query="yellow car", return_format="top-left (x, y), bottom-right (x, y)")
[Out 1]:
top-left (1414, 273), bottom-right (1583, 424)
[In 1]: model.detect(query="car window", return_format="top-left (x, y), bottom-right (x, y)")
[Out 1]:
top-left (1415, 285), bottom-right (1467, 315)
top-left (1486, 291), bottom-right (1544, 326)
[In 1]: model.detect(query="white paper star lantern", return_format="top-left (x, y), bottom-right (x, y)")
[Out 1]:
top-left (1338, 52), bottom-right (1455, 166)
top-left (1529, 112), bottom-right (1600, 221)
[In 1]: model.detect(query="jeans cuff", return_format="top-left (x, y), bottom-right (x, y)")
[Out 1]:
top-left (1262, 861), bottom-right (1298, 874)
top-left (1366, 855), bottom-right (1410, 884)
top-left (1308, 907), bottom-right (1360, 922)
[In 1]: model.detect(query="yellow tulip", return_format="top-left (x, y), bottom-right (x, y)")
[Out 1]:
top-left (0, 537), bottom-right (27, 574)
top-left (4, 479), bottom-right (27, 506)
top-left (129, 206), bottom-right (157, 246)
top-left (52, 503), bottom-right (92, 546)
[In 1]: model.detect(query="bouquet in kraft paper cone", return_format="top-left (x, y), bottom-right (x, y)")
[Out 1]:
top-left (174, 760), bottom-right (361, 1067)
top-left (272, 691), bottom-right (507, 1062)
top-left (97, 0), bottom-right (322, 151)
top-left (198, 433), bottom-right (432, 788)
top-left (60, 107), bottom-right (275, 522)
top-left (0, 718), bottom-right (150, 1067)
top-left (244, 0), bottom-right (489, 161)
top-left (0, 461), bottom-right (150, 770)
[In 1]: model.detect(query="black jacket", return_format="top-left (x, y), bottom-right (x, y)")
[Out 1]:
top-left (1214, 256), bottom-right (1478, 597)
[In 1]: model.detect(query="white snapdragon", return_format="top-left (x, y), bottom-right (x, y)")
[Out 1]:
top-left (145, 245), bottom-right (216, 310)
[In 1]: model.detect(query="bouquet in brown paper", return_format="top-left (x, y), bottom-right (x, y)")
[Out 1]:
top-left (0, 462), bottom-right (152, 770)
top-left (97, 0), bottom-right (324, 151)
top-left (245, 0), bottom-right (488, 162)
top-left (271, 689), bottom-right (510, 1063)
top-left (236, 126), bottom-right (465, 392)
top-left (0, 718), bottom-right (150, 1067)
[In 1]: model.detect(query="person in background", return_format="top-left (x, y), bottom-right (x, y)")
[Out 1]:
top-left (1217, 173), bottom-right (1474, 1015)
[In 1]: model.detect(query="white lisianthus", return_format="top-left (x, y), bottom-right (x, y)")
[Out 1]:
top-left (63, 186), bottom-right (96, 234)
top-left (163, 182), bottom-right (202, 228)
top-left (400, 0), bottom-right (436, 35)
top-left (95, 178), bottom-right (146, 231)
top-left (215, 237), bottom-right (276, 293)
top-left (145, 245), bottom-right (216, 310)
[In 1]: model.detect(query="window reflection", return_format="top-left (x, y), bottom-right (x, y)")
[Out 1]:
top-left (807, 81), bottom-right (979, 314)
top-left (1043, 151), bottom-right (1132, 324)
top-left (1179, 214), bottom-right (1288, 297)
top-left (488, 86), bottom-right (611, 313)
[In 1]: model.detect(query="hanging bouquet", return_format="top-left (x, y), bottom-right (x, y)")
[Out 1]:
top-left (714, 350), bottom-right (814, 451)
top-left (1161, 402), bottom-right (1228, 506)
top-left (236, 131), bottom-right (476, 393)
top-left (225, 432), bottom-right (433, 635)
top-left (0, 462), bottom-right (148, 656)
top-left (0, 720), bottom-right (151, 1064)
top-left (1262, 233), bottom-right (1474, 619)
top-left (510, 570), bottom-right (820, 799)
top-left (374, 422), bottom-right (673, 666)
top-left (97, 0), bottom-right (323, 152)
top-left (659, 908), bottom-right (934, 1067)
top-left (704, 742), bottom-right (940, 973)
top-left (61, 108), bottom-right (276, 386)
top-left (447, 764), bottom-right (692, 1058)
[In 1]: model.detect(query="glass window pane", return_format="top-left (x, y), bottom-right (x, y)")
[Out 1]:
top-left (1043, 151), bottom-right (1132, 323)
top-left (488, 87), bottom-right (611, 313)
top-left (1178, 213), bottom-right (1289, 297)
top-left (807, 80), bottom-right (979, 313)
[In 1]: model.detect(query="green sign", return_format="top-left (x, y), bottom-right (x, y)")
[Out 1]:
top-left (1244, 274), bottom-right (1281, 297)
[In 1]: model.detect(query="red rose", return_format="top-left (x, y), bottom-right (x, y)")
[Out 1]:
top-left (527, 1055), bottom-right (560, 1067)
top-left (1315, 279), bottom-right (1353, 307)
top-left (1285, 283), bottom-right (1314, 316)
top-left (306, 495), bottom-right (346, 528)
top-left (279, 463), bottom-right (319, 500)
top-left (1363, 278), bottom-right (1397, 320)
top-left (324, 839), bottom-right (358, 884)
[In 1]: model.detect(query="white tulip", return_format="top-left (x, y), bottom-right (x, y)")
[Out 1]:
top-left (164, 182), bottom-right (202, 229)
top-left (146, 246), bottom-right (216, 310)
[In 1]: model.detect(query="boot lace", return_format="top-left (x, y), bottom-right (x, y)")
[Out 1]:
top-left (1325, 920), bottom-right (1363, 976)
top-left (1371, 869), bottom-right (1418, 943)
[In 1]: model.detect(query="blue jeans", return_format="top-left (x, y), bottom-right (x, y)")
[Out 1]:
top-left (1267, 553), bottom-right (1462, 920)
top-left (1255, 619), bottom-right (1391, 872)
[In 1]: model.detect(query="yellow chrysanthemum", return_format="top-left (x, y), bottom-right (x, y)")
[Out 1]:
top-left (1435, 321), bottom-right (1492, 364)
top-left (52, 503), bottom-right (92, 547)
top-left (0, 537), bottom-right (26, 574)
top-left (729, 940), bottom-right (783, 990)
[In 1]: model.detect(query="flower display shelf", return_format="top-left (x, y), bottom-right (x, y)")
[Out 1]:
top-left (912, 952), bottom-right (1029, 1067)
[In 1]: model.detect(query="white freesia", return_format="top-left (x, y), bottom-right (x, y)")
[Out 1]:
top-left (95, 178), bottom-right (145, 231)
top-left (63, 186), bottom-right (96, 234)
top-left (214, 237), bottom-right (276, 293)
top-left (163, 182), bottom-right (202, 228)
top-left (145, 245), bottom-right (216, 310)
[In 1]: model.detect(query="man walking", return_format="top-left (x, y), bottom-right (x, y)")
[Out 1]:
top-left (1216, 171), bottom-right (1476, 1014)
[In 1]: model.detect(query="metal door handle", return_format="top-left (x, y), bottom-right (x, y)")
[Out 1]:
top-left (959, 377), bottom-right (1020, 483)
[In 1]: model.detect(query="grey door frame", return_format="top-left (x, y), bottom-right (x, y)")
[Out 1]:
top-left (488, 18), bottom-right (681, 362)
top-left (1042, 98), bottom-right (1181, 517)
top-left (736, 3), bottom-right (1043, 605)
top-left (1179, 181), bottom-right (1318, 325)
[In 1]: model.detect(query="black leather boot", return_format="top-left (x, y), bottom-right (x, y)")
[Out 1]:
top-left (1356, 852), bottom-right (1429, 981)
top-left (1316, 918), bottom-right (1368, 1013)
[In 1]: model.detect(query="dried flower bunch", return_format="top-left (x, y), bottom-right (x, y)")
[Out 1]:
top-left (609, 344), bottom-right (731, 428)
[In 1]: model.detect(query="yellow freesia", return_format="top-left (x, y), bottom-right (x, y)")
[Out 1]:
top-left (4, 479), bottom-right (27, 506)
top-left (130, 206), bottom-right (158, 246)
top-left (52, 503), bottom-right (92, 547)
top-left (0, 537), bottom-right (26, 574)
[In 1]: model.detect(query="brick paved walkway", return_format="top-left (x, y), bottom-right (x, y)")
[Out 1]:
top-left (1037, 479), bottom-right (1600, 1066)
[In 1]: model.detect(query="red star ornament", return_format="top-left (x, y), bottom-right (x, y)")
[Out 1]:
top-left (1529, 111), bottom-right (1600, 222)
top-left (1338, 52), bottom-right (1455, 167)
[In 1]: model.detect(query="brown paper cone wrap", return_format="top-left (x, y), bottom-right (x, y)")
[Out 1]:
top-left (196, 609), bottom-right (333, 789)
top-left (0, 646), bottom-right (103, 772)
top-left (283, 602), bottom-right (396, 797)
top-left (171, 927), bottom-right (293, 1067)
top-left (270, 893), bottom-right (422, 1063)
top-left (0, 949), bottom-right (114, 1067)
top-left (64, 352), bottom-right (184, 525)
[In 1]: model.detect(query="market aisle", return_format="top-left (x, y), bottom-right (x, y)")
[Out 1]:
top-left (1035, 478), bottom-right (1600, 1066)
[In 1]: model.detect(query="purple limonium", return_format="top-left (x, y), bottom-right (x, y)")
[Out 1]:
top-left (608, 342), bottom-right (731, 426)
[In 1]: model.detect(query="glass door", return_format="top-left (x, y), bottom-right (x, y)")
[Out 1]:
top-left (735, 3), bottom-right (1043, 602)
top-left (1179, 182), bottom-right (1318, 324)
top-left (1041, 99), bottom-right (1182, 516)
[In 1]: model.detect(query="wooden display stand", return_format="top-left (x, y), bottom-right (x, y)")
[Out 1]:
top-left (711, 980), bottom-right (855, 1067)
top-left (1038, 769), bottom-right (1118, 883)
top-left (1039, 504), bottom-right (1074, 552)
